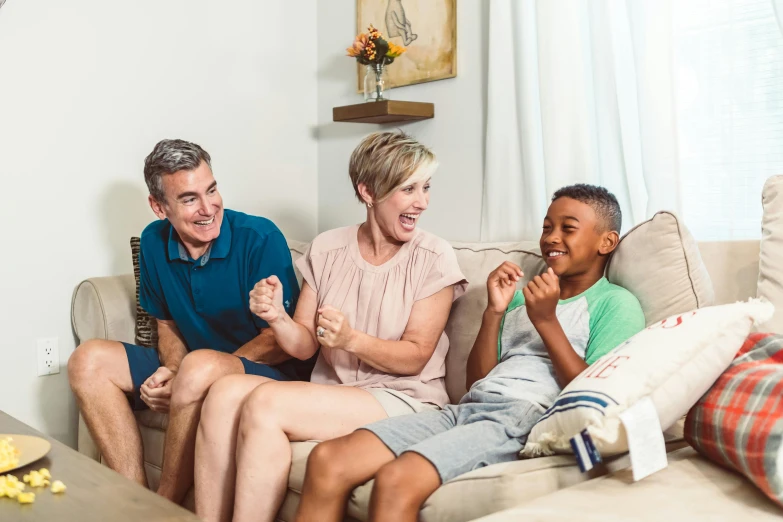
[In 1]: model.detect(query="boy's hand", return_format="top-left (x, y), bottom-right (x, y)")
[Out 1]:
top-left (486, 262), bottom-right (524, 315)
top-left (523, 267), bottom-right (560, 325)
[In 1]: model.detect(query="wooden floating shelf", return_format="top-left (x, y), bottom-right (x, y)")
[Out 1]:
top-left (333, 100), bottom-right (434, 124)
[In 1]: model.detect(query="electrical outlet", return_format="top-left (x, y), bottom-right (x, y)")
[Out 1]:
top-left (36, 338), bottom-right (59, 376)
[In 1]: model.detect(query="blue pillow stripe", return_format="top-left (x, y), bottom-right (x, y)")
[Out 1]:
top-left (557, 389), bottom-right (619, 405)
top-left (538, 403), bottom-right (607, 424)
top-left (538, 394), bottom-right (612, 424)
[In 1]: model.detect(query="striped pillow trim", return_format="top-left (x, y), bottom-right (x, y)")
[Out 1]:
top-left (131, 237), bottom-right (158, 348)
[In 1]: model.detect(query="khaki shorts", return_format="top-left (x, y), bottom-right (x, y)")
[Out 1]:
top-left (366, 388), bottom-right (439, 417)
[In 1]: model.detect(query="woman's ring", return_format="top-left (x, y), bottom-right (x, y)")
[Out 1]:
top-left (317, 326), bottom-right (326, 337)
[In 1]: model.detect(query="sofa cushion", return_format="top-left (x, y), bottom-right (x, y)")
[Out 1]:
top-left (279, 438), bottom-right (688, 522)
top-left (522, 300), bottom-right (773, 458)
top-left (685, 333), bottom-right (783, 508)
top-left (757, 175), bottom-right (783, 333)
top-left (472, 447), bottom-right (783, 521)
top-left (444, 242), bottom-right (546, 402)
top-left (287, 239), bottom-right (308, 286)
top-left (606, 211), bottom-right (714, 326)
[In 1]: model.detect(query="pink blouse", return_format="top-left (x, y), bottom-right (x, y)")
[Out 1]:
top-left (295, 225), bottom-right (467, 407)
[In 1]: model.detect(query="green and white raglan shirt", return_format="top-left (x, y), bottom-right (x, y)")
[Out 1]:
top-left (467, 278), bottom-right (645, 411)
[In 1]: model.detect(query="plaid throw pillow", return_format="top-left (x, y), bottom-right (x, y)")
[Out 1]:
top-left (131, 237), bottom-right (158, 348)
top-left (685, 333), bottom-right (783, 508)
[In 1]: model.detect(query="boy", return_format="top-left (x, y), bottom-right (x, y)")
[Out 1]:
top-left (294, 184), bottom-right (646, 522)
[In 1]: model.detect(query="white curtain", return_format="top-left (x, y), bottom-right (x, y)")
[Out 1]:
top-left (774, 0), bottom-right (783, 33)
top-left (482, 0), bottom-right (680, 241)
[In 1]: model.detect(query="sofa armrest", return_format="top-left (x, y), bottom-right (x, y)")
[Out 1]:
top-left (71, 274), bottom-right (136, 462)
top-left (71, 274), bottom-right (136, 344)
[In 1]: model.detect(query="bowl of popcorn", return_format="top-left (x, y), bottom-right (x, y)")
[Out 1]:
top-left (0, 436), bottom-right (66, 505)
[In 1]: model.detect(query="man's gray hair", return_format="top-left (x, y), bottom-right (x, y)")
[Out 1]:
top-left (144, 139), bottom-right (212, 202)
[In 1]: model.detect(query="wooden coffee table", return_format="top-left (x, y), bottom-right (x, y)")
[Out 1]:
top-left (0, 410), bottom-right (200, 521)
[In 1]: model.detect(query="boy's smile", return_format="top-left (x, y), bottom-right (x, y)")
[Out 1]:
top-left (540, 197), bottom-right (606, 279)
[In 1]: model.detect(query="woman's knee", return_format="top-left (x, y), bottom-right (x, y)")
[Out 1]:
top-left (239, 382), bottom-right (287, 432)
top-left (201, 374), bottom-right (254, 419)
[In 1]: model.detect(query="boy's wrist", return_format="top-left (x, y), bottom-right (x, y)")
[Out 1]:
top-left (484, 307), bottom-right (505, 319)
top-left (531, 314), bottom-right (559, 329)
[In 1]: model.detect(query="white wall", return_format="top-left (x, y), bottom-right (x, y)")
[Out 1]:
top-left (0, 0), bottom-right (318, 447)
top-left (316, 0), bottom-right (489, 241)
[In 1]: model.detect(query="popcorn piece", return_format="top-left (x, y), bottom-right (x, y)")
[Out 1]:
top-left (0, 474), bottom-right (26, 498)
top-left (0, 471), bottom-right (64, 503)
top-left (23, 470), bottom-right (50, 488)
top-left (16, 491), bottom-right (35, 504)
top-left (0, 438), bottom-right (20, 473)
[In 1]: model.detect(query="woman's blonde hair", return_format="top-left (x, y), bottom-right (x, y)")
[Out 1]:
top-left (349, 131), bottom-right (437, 204)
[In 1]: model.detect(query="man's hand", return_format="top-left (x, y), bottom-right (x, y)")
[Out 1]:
top-left (140, 366), bottom-right (176, 413)
top-left (249, 275), bottom-right (286, 325)
top-left (523, 267), bottom-right (560, 325)
top-left (486, 262), bottom-right (524, 315)
top-left (316, 306), bottom-right (356, 351)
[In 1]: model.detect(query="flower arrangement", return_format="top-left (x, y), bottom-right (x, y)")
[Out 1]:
top-left (347, 25), bottom-right (406, 66)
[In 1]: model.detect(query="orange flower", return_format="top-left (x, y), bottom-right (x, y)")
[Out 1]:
top-left (346, 33), bottom-right (369, 57)
top-left (386, 42), bottom-right (406, 58)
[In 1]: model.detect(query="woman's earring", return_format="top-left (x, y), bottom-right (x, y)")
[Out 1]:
top-left (367, 202), bottom-right (373, 208)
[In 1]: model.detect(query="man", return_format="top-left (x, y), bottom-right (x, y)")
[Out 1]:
top-left (68, 139), bottom-right (314, 504)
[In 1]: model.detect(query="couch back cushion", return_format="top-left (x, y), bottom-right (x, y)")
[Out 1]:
top-left (606, 211), bottom-right (714, 326)
top-left (287, 239), bottom-right (308, 286)
top-left (445, 242), bottom-right (548, 402)
top-left (757, 175), bottom-right (783, 333)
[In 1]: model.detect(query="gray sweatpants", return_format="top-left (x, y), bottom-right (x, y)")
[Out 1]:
top-left (361, 388), bottom-right (543, 483)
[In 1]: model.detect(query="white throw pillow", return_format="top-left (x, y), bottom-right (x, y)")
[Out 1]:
top-left (520, 299), bottom-right (774, 459)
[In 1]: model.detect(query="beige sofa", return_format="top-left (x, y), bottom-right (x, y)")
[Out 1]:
top-left (71, 235), bottom-right (763, 521)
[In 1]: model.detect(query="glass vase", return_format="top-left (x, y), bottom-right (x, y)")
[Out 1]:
top-left (364, 64), bottom-right (390, 102)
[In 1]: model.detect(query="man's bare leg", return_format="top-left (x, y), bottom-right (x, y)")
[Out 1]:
top-left (156, 350), bottom-right (247, 503)
top-left (68, 340), bottom-right (146, 485)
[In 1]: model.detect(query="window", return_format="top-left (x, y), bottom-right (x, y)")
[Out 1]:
top-left (674, 0), bottom-right (783, 240)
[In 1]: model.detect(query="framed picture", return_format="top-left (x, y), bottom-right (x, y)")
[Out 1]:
top-left (356, 0), bottom-right (457, 91)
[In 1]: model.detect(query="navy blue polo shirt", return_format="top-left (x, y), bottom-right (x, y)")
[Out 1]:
top-left (138, 209), bottom-right (299, 354)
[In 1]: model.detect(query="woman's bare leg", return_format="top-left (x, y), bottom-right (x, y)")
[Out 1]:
top-left (194, 374), bottom-right (272, 522)
top-left (232, 382), bottom-right (388, 522)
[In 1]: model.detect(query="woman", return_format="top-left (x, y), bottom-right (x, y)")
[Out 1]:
top-left (194, 131), bottom-right (467, 522)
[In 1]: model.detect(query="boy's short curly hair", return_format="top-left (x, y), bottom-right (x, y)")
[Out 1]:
top-left (552, 184), bottom-right (622, 233)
